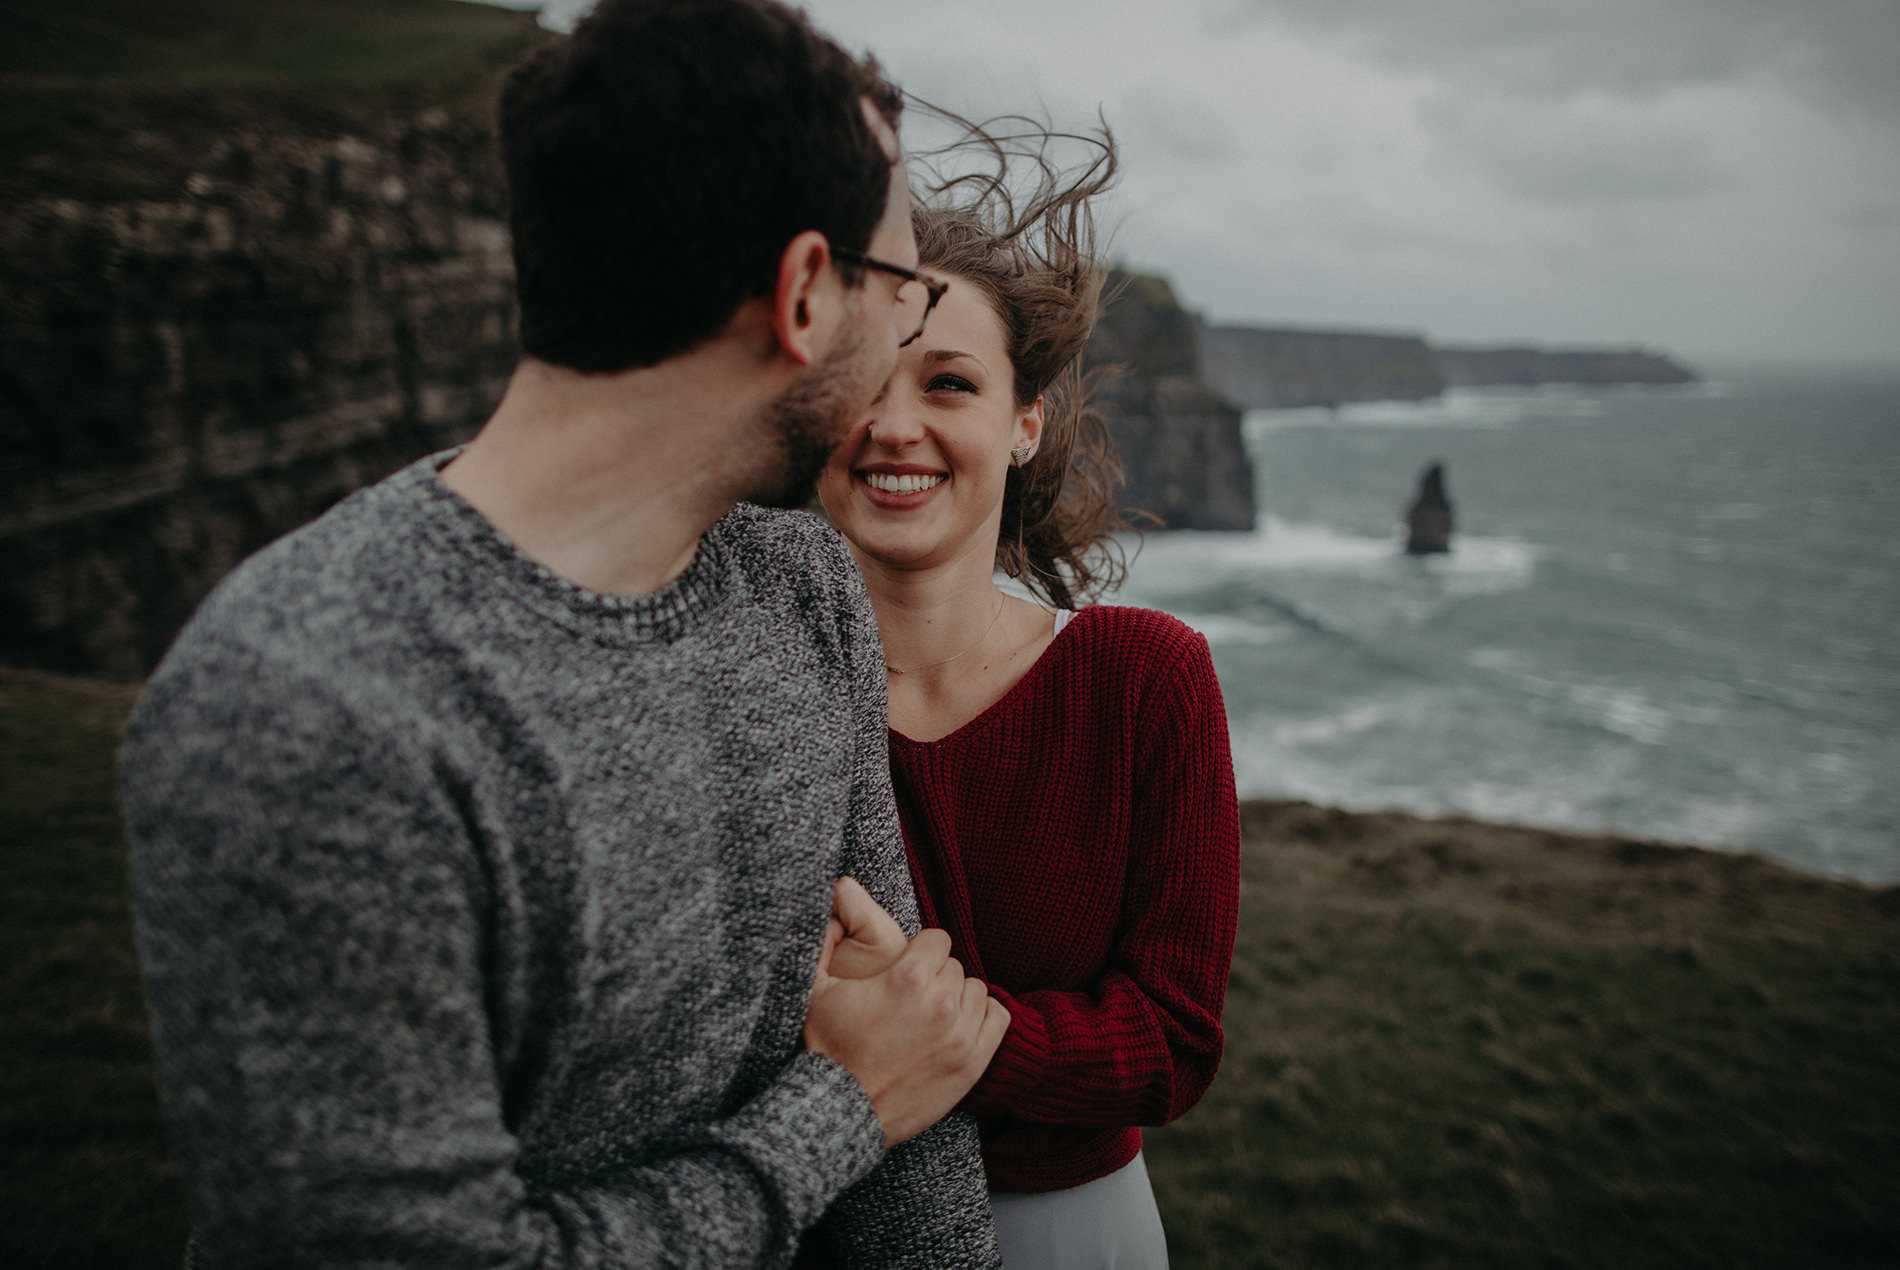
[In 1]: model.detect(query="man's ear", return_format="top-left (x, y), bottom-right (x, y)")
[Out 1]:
top-left (771, 230), bottom-right (838, 368)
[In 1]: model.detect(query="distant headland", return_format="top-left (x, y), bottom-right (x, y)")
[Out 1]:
top-left (1197, 319), bottom-right (1697, 412)
top-left (1088, 272), bottom-right (1698, 534)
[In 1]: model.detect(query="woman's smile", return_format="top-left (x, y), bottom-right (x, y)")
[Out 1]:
top-left (857, 464), bottom-right (948, 505)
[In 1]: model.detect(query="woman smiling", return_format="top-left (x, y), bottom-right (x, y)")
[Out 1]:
top-left (816, 138), bottom-right (1241, 1267)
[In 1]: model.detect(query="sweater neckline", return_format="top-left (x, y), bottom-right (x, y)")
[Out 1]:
top-left (405, 449), bottom-right (730, 646)
top-left (889, 605), bottom-right (1094, 751)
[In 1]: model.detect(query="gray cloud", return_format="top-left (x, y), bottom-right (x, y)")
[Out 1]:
top-left (484, 0), bottom-right (1900, 364)
top-left (1417, 93), bottom-right (1730, 202)
top-left (1232, 0), bottom-right (1900, 118)
top-left (1118, 81), bottom-right (1241, 163)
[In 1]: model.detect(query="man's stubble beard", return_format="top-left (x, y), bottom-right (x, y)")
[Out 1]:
top-left (748, 323), bottom-right (879, 511)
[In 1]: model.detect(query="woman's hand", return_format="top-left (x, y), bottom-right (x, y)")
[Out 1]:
top-left (818, 876), bottom-right (908, 979)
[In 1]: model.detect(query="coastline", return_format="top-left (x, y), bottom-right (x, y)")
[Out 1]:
top-left (1119, 369), bottom-right (1900, 887)
top-left (2, 667), bottom-right (1895, 1265)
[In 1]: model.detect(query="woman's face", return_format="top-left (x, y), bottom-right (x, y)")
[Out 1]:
top-left (817, 275), bottom-right (1042, 576)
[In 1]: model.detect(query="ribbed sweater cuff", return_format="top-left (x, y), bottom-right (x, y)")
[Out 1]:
top-left (702, 1050), bottom-right (887, 1231)
top-left (965, 985), bottom-right (1052, 1110)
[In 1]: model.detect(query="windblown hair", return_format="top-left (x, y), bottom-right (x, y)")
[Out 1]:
top-left (912, 119), bottom-right (1128, 608)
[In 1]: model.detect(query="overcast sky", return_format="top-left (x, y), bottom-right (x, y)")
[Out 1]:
top-left (490, 0), bottom-right (1900, 368)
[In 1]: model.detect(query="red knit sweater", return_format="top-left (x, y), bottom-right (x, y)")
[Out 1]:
top-left (888, 605), bottom-right (1241, 1194)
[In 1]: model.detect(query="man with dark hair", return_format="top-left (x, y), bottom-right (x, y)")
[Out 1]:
top-left (121, 1), bottom-right (1005, 1264)
top-left (501, 0), bottom-right (907, 377)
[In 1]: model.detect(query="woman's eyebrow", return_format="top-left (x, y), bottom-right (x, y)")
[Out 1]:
top-left (922, 349), bottom-right (983, 368)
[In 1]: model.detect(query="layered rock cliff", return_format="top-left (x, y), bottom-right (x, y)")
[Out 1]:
top-left (1084, 272), bottom-right (1256, 532)
top-left (1, 112), bottom-right (517, 676)
top-left (1, 138), bottom-right (1264, 677)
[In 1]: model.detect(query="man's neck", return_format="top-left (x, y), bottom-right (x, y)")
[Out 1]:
top-left (439, 354), bottom-right (773, 597)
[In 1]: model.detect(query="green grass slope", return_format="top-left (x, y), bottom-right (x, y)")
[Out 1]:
top-left (1, 668), bottom-right (1895, 1266)
top-left (0, 0), bottom-right (547, 201)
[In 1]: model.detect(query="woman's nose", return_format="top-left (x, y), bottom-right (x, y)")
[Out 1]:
top-left (866, 392), bottom-right (925, 447)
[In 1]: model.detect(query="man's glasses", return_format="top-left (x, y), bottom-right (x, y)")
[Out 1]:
top-left (834, 247), bottom-right (949, 348)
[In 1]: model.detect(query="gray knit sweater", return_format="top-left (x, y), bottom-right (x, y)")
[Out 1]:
top-left (122, 454), bottom-right (1000, 1268)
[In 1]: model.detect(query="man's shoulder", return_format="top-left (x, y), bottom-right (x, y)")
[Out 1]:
top-left (155, 459), bottom-right (447, 690)
top-left (711, 505), bottom-right (862, 601)
top-left (704, 505), bottom-right (877, 684)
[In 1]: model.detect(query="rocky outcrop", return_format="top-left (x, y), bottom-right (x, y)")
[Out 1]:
top-left (1199, 323), bottom-right (1444, 409)
top-left (1084, 272), bottom-right (1255, 531)
top-left (1405, 462), bottom-right (1453, 555)
top-left (0, 111), bottom-right (517, 676)
top-left (1435, 346), bottom-right (1696, 387)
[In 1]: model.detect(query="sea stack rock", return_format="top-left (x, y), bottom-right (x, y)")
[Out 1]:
top-left (1406, 462), bottom-right (1454, 555)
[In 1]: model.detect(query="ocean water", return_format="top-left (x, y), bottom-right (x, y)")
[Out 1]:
top-left (1113, 370), bottom-right (1900, 882)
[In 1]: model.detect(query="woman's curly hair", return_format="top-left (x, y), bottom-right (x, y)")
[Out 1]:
top-left (910, 116), bottom-right (1129, 609)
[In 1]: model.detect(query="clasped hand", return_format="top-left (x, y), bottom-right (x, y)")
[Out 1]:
top-left (803, 878), bottom-right (1009, 1146)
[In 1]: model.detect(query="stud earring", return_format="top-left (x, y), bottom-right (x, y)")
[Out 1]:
top-left (1010, 443), bottom-right (1035, 467)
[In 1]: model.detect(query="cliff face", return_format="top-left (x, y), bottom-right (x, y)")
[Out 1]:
top-left (1199, 324), bottom-right (1444, 409)
top-left (1084, 273), bottom-right (1255, 532)
top-left (1436, 347), bottom-right (1697, 387)
top-left (0, 111), bottom-right (516, 676)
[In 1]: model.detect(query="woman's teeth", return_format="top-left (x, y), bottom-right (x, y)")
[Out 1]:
top-left (864, 472), bottom-right (946, 495)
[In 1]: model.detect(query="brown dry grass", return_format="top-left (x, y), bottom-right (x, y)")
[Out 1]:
top-left (1146, 801), bottom-right (1900, 1268)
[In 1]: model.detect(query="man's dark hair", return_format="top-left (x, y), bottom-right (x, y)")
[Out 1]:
top-left (498, 0), bottom-right (904, 373)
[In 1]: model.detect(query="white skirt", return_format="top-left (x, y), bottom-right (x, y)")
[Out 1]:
top-left (988, 1151), bottom-right (1169, 1269)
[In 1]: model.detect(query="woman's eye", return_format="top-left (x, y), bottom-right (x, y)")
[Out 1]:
top-left (927, 374), bottom-right (977, 394)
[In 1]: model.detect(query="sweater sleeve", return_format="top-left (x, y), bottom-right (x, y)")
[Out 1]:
top-left (959, 631), bottom-right (1241, 1127)
top-left (806, 566), bottom-right (1002, 1267)
top-left (123, 652), bottom-right (885, 1269)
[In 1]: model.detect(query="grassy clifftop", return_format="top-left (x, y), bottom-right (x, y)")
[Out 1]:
top-left (1, 0), bottom-right (542, 84)
top-left (0, 0), bottom-right (546, 201)
top-left (1149, 802), bottom-right (1899, 1267)
top-left (2, 667), bottom-right (1896, 1266)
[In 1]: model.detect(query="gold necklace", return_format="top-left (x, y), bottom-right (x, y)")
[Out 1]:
top-left (885, 595), bottom-right (1006, 676)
